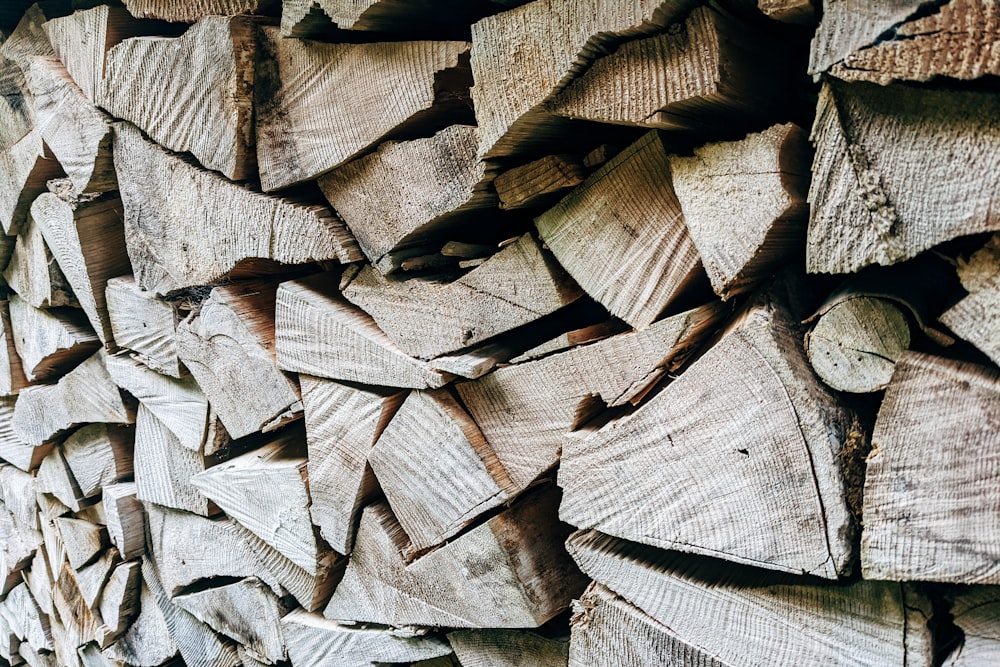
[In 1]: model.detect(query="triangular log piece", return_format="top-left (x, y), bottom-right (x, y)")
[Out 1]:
top-left (104, 277), bottom-right (184, 378)
top-left (341, 233), bottom-right (582, 359)
top-left (0, 299), bottom-right (29, 396)
top-left (757, 0), bottom-right (814, 24)
top-left (671, 123), bottom-right (810, 299)
top-left (112, 121), bottom-right (361, 296)
top-left (98, 15), bottom-right (256, 180)
top-left (495, 153), bottom-right (587, 211)
top-left (281, 609), bottom-right (452, 667)
top-left (133, 403), bottom-right (211, 516)
top-left (24, 55), bottom-right (115, 194)
top-left (173, 577), bottom-right (289, 664)
top-left (941, 236), bottom-right (1000, 366)
top-left (100, 580), bottom-right (178, 666)
top-left (255, 27), bottom-right (471, 191)
top-left (0, 130), bottom-right (64, 235)
top-left (22, 550), bottom-right (53, 623)
top-left (279, 0), bottom-right (499, 37)
top-left (12, 351), bottom-right (133, 447)
top-left (53, 517), bottom-right (104, 569)
top-left (0, 613), bottom-right (17, 665)
top-left (317, 125), bottom-right (499, 269)
top-left (448, 629), bottom-right (568, 667)
top-left (944, 586), bottom-right (1000, 666)
top-left (60, 423), bottom-right (133, 500)
top-left (324, 484), bottom-right (587, 628)
top-left (54, 560), bottom-right (107, 651)
top-left (300, 376), bottom-right (404, 554)
top-left (3, 211), bottom-right (78, 309)
top-left (123, 0), bottom-right (279, 22)
top-left (369, 388), bottom-right (516, 554)
top-left (75, 548), bottom-right (117, 614)
top-left (0, 503), bottom-right (37, 596)
top-left (9, 295), bottom-right (99, 382)
top-left (101, 482), bottom-right (143, 560)
top-left (0, 583), bottom-right (52, 653)
top-left (559, 286), bottom-right (858, 578)
top-left (36, 445), bottom-right (85, 511)
top-left (862, 352), bottom-right (1000, 584)
top-left (807, 79), bottom-right (1000, 274)
top-left (275, 272), bottom-right (450, 389)
top-left (567, 530), bottom-right (935, 667)
top-left (0, 464), bottom-right (39, 538)
top-left (808, 0), bottom-right (925, 74)
top-left (535, 131), bottom-right (701, 328)
top-left (176, 281), bottom-right (302, 439)
top-left (818, 0), bottom-right (1000, 84)
top-left (457, 302), bottom-right (722, 490)
top-left (0, 53), bottom-right (32, 153)
top-left (95, 560), bottom-right (139, 641)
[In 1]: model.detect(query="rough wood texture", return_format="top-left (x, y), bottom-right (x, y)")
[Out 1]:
top-left (30, 192), bottom-right (129, 347)
top-left (133, 403), bottom-right (211, 515)
top-left (536, 131), bottom-right (700, 328)
top-left (8, 295), bottom-right (99, 382)
top-left (256, 27), bottom-right (471, 191)
top-left (279, 0), bottom-right (497, 36)
top-left (324, 485), bottom-right (587, 628)
top-left (567, 530), bottom-right (935, 667)
top-left (60, 423), bottom-right (132, 500)
top-left (101, 482), bottom-right (143, 560)
top-left (496, 153), bottom-right (586, 211)
top-left (36, 446), bottom-right (85, 511)
top-left (0, 299), bottom-right (29, 396)
top-left (123, 0), bottom-right (278, 22)
top-left (758, 0), bottom-right (814, 24)
top-left (809, 0), bottom-right (924, 74)
top-left (457, 302), bottom-right (721, 490)
top-left (100, 580), bottom-right (177, 666)
top-left (300, 376), bottom-right (403, 554)
top-left (0, 397), bottom-right (50, 471)
top-left (317, 125), bottom-right (499, 268)
top-left (113, 121), bottom-right (361, 296)
top-left (104, 277), bottom-right (184, 377)
top-left (3, 211), bottom-right (78, 309)
top-left (807, 79), bottom-right (1000, 274)
top-left (176, 281), bottom-right (301, 440)
top-left (342, 233), bottom-right (582, 359)
top-left (97, 561), bottom-right (140, 639)
top-left (0, 53), bottom-right (32, 154)
top-left (945, 586), bottom-right (1000, 666)
top-left (53, 517), bottom-right (104, 569)
top-left (99, 15), bottom-right (256, 180)
top-left (449, 629), bottom-right (568, 667)
top-left (862, 352), bottom-right (1000, 584)
top-left (941, 236), bottom-right (1000, 366)
top-left (0, 130), bottom-right (64, 235)
top-left (1, 583), bottom-right (53, 653)
top-left (275, 272), bottom-right (450, 389)
top-left (672, 123), bottom-right (809, 299)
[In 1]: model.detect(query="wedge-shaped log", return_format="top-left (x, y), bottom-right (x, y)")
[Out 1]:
top-left (0, 54), bottom-right (32, 154)
top-left (0, 583), bottom-right (52, 653)
top-left (324, 484), bottom-right (587, 628)
top-left (124, 0), bottom-right (277, 21)
top-left (536, 131), bottom-right (700, 328)
top-left (496, 153), bottom-right (586, 211)
top-left (31, 191), bottom-right (129, 346)
top-left (809, 0), bottom-right (925, 74)
top-left (61, 423), bottom-right (132, 500)
top-left (758, 0), bottom-right (814, 24)
top-left (280, 0), bottom-right (498, 37)
top-left (177, 281), bottom-right (301, 439)
top-left (318, 125), bottom-right (499, 269)
top-left (53, 517), bottom-right (104, 569)
top-left (0, 504), bottom-right (37, 597)
top-left (568, 530), bottom-right (934, 667)
top-left (0, 130), bottom-right (63, 235)
top-left (0, 397), bottom-right (49, 470)
top-left (300, 376), bottom-right (403, 554)
top-left (941, 235), bottom-right (1000, 366)
top-left (100, 580), bottom-right (177, 666)
top-left (9, 295), bottom-right (99, 382)
top-left (808, 80), bottom-right (1000, 274)
top-left (102, 482), bottom-right (143, 560)
top-left (863, 352), bottom-right (1000, 584)
top-left (0, 613), bottom-right (17, 666)
top-left (449, 629), bottom-right (568, 667)
top-left (3, 212), bottom-right (77, 308)
top-left (945, 586), bottom-right (1000, 666)
top-left (12, 351), bottom-right (133, 447)
top-left (276, 272), bottom-right (450, 389)
top-left (104, 277), bottom-right (183, 377)
top-left (342, 233), bottom-right (582, 359)
top-left (256, 27), bottom-right (471, 190)
top-left (672, 123), bottom-right (809, 299)
top-left (133, 403), bottom-right (211, 515)
top-left (113, 121), bottom-right (361, 295)
top-left (96, 560), bottom-right (140, 641)
top-left (458, 302), bottom-right (721, 490)
top-left (74, 547), bottom-right (117, 613)
top-left (0, 299), bottom-right (28, 396)
top-left (37, 446), bottom-right (87, 511)
top-left (99, 15), bottom-right (256, 180)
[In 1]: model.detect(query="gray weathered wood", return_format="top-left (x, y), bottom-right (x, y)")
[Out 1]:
top-left (104, 277), bottom-right (183, 378)
top-left (133, 403), bottom-right (211, 516)
top-left (3, 210), bottom-right (77, 309)
top-left (495, 154), bottom-right (586, 211)
top-left (941, 236), bottom-right (1000, 367)
top-left (0, 299), bottom-right (29, 396)
top-left (60, 424), bottom-right (132, 500)
top-left (100, 580), bottom-right (178, 666)
top-left (0, 130), bottom-right (64, 236)
top-left (449, 629), bottom-right (568, 667)
top-left (101, 482), bottom-right (143, 560)
top-left (944, 586), bottom-right (1000, 666)
top-left (123, 0), bottom-right (278, 22)
top-left (96, 560), bottom-right (139, 640)
top-left (8, 295), bottom-right (99, 382)
top-left (53, 517), bottom-right (104, 569)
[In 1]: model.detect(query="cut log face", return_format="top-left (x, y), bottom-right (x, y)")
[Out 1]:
top-left (133, 403), bottom-right (211, 516)
top-left (457, 302), bottom-right (722, 490)
top-left (941, 239), bottom-right (1000, 365)
top-left (1, 583), bottom-right (53, 653)
top-left (0, 299), bottom-right (29, 396)
top-left (300, 376), bottom-right (404, 554)
top-left (341, 233), bottom-right (583, 359)
top-left (808, 0), bottom-right (925, 74)
top-left (4, 211), bottom-right (78, 309)
top-left (567, 530), bottom-right (935, 667)
top-left (275, 272), bottom-right (450, 389)
top-left (0, 130), bottom-right (64, 236)
top-left (37, 443), bottom-right (86, 512)
top-left (53, 517), bottom-right (104, 570)
top-left (496, 153), bottom-right (586, 211)
top-left (112, 121), bottom-right (361, 296)
top-left (0, 397), bottom-right (45, 473)
top-left (176, 281), bottom-right (302, 439)
top-left (104, 277), bottom-right (183, 378)
top-left (535, 131), bottom-right (701, 328)
top-left (317, 124), bottom-right (499, 268)
top-left (255, 26), bottom-right (472, 191)
top-left (101, 482), bottom-right (144, 560)
top-left (100, 580), bottom-right (178, 667)
top-left (96, 560), bottom-right (140, 639)
top-left (123, 0), bottom-right (279, 22)
top-left (944, 586), bottom-right (1000, 666)
top-left (61, 423), bottom-right (133, 499)
top-left (99, 15), bottom-right (256, 180)
top-left (324, 484), bottom-right (587, 628)
top-left (807, 79), bottom-right (1000, 274)
top-left (0, 501), bottom-right (38, 596)
top-left (0, 53), bottom-right (33, 154)
top-left (862, 352), bottom-right (1000, 584)
top-left (757, 0), bottom-right (814, 24)
top-left (448, 629), bottom-right (568, 667)
top-left (279, 0), bottom-right (498, 36)
top-left (9, 295), bottom-right (100, 382)
top-left (671, 123), bottom-right (810, 299)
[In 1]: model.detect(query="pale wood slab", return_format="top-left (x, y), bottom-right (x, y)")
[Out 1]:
top-left (101, 482), bottom-right (143, 560)
top-left (96, 561), bottom-right (140, 639)
top-left (449, 629), bottom-right (568, 667)
top-left (113, 121), bottom-right (360, 296)
top-left (496, 153), bottom-right (586, 211)
top-left (100, 580), bottom-right (178, 667)
top-left (941, 237), bottom-right (1000, 366)
top-left (0, 130), bottom-right (64, 235)
top-left (0, 583), bottom-right (52, 653)
top-left (61, 423), bottom-right (133, 499)
top-left (279, 0), bottom-right (497, 36)
top-left (3, 211), bottom-right (78, 309)
top-left (809, 0), bottom-right (925, 74)
top-left (0, 299), bottom-right (29, 396)
top-left (944, 586), bottom-right (1000, 666)
top-left (53, 517), bottom-right (104, 569)
top-left (256, 26), bottom-right (471, 190)
top-left (0, 502), bottom-right (37, 596)
top-left (0, 3), bottom-right (54, 152)
top-left (757, 0), bottom-right (814, 24)
top-left (133, 403), bottom-right (211, 516)
top-left (37, 439), bottom-right (89, 513)
top-left (9, 295), bottom-right (99, 382)
top-left (104, 277), bottom-right (183, 377)
top-left (123, 0), bottom-right (278, 22)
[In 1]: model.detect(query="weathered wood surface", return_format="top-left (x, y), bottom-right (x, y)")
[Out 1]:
top-left (3, 211), bottom-right (77, 309)
top-left (100, 580), bottom-right (177, 666)
top-left (104, 277), bottom-right (183, 378)
top-left (256, 27), bottom-right (471, 191)
top-left (941, 236), bottom-right (1000, 366)
top-left (279, 0), bottom-right (498, 37)
top-left (495, 153), bottom-right (586, 211)
top-left (808, 0), bottom-right (925, 74)
top-left (113, 121), bottom-right (360, 296)
top-left (758, 0), bottom-right (814, 24)
top-left (101, 482), bottom-right (144, 560)
top-left (808, 79), bottom-right (1000, 274)
top-left (536, 131), bottom-right (700, 328)
top-left (9, 295), bottom-right (99, 382)
top-left (37, 446), bottom-right (85, 511)
top-left (123, 0), bottom-right (278, 22)
top-left (944, 586), bottom-right (1000, 666)
top-left (862, 352), bottom-right (1000, 584)
top-left (0, 299), bottom-right (29, 396)
top-left (53, 517), bottom-right (103, 569)
top-left (133, 403), bottom-right (211, 515)
top-left (0, 130), bottom-right (64, 236)
top-left (1, 583), bottom-right (53, 653)
top-left (449, 629), bottom-right (568, 667)
top-left (61, 423), bottom-right (132, 499)
top-left (97, 561), bottom-right (140, 639)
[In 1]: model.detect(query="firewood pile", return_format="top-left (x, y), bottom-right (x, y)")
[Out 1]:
top-left (0, 0), bottom-right (997, 664)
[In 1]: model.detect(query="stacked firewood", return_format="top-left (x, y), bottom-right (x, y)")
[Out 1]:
top-left (0, 0), bottom-right (997, 664)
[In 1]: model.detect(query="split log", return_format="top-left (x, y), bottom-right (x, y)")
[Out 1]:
top-left (341, 233), bottom-right (582, 359)
top-left (535, 131), bottom-right (700, 328)
top-left (449, 629), bottom-right (568, 667)
top-left (279, 0), bottom-right (497, 37)
top-left (0, 613), bottom-right (18, 665)
top-left (808, 0), bottom-right (925, 74)
top-left (324, 484), bottom-right (587, 628)
top-left (60, 424), bottom-right (132, 500)
top-left (113, 121), bottom-right (361, 296)
top-left (0, 583), bottom-right (52, 653)
top-left (317, 125), bottom-right (499, 269)
top-left (98, 15), bottom-right (256, 180)
top-left (567, 530), bottom-right (935, 667)
top-left (96, 560), bottom-right (139, 639)
top-left (104, 277), bottom-right (183, 378)
top-left (3, 211), bottom-right (77, 308)
top-left (944, 586), bottom-right (1000, 666)
top-left (0, 130), bottom-right (64, 235)
top-left (275, 272), bottom-right (450, 389)
top-left (862, 352), bottom-right (1000, 584)
top-left (0, 54), bottom-right (32, 154)
top-left (53, 517), bottom-right (103, 569)
top-left (496, 153), bottom-right (586, 211)
top-left (807, 79), bottom-right (1000, 274)
top-left (35, 494), bottom-right (68, 586)
top-left (101, 482), bottom-right (143, 560)
top-left (72, 547), bottom-right (117, 611)
top-left (0, 299), bottom-right (29, 396)
top-left (12, 351), bottom-right (133, 447)
top-left (123, 0), bottom-right (278, 22)
top-left (37, 447), bottom-right (86, 512)
top-left (281, 609), bottom-right (452, 667)
top-left (133, 403), bottom-right (211, 516)
top-left (941, 236), bottom-right (1000, 366)
top-left (757, 0), bottom-right (814, 24)
top-left (23, 550), bottom-right (53, 621)
top-left (457, 302), bottom-right (722, 490)
top-left (671, 123), bottom-right (809, 299)
top-left (255, 27), bottom-right (471, 191)
top-left (0, 503), bottom-right (36, 595)
top-left (100, 580), bottom-right (178, 667)
top-left (176, 281), bottom-right (302, 439)
top-left (0, 464), bottom-right (38, 536)
top-left (8, 296), bottom-right (99, 382)
top-left (30, 191), bottom-right (129, 346)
